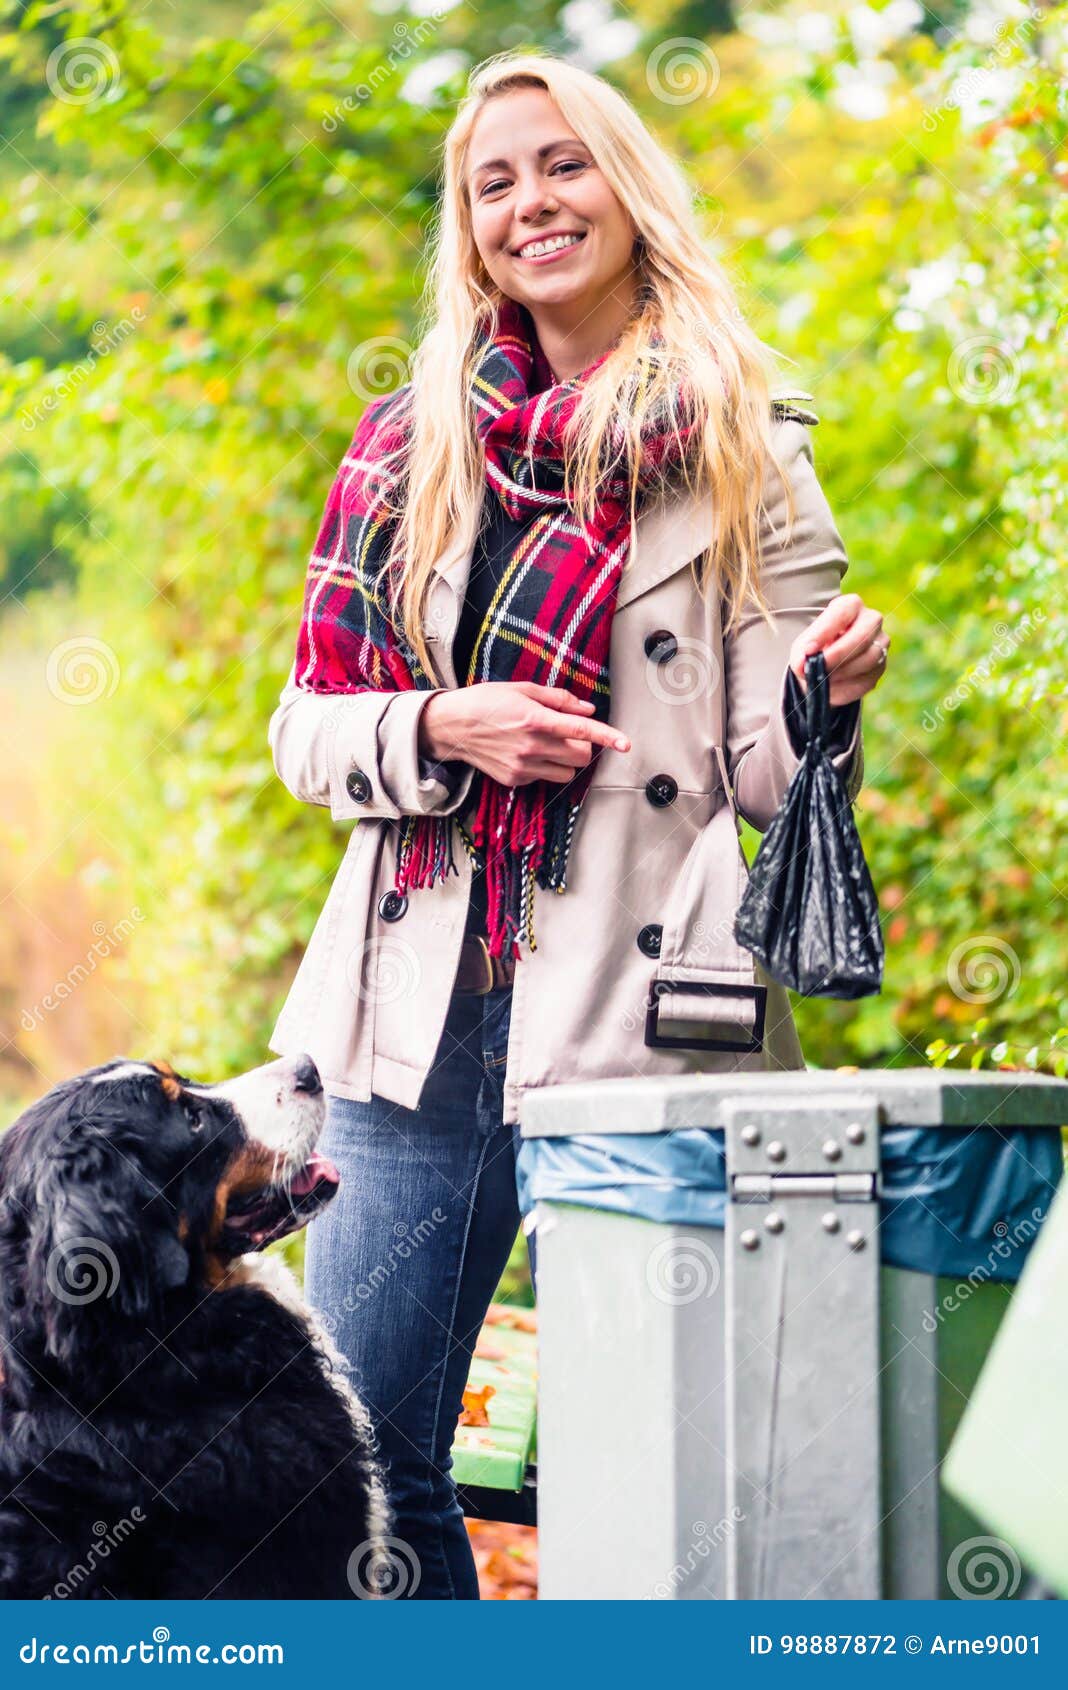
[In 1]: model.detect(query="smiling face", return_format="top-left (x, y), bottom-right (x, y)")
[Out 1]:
top-left (465, 85), bottom-right (640, 330)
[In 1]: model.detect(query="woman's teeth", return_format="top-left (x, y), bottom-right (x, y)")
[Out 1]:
top-left (516, 232), bottom-right (585, 260)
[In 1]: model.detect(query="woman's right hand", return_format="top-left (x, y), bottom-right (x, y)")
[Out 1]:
top-left (418, 682), bottom-right (630, 788)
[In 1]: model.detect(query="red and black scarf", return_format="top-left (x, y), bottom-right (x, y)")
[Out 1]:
top-left (294, 299), bottom-right (697, 958)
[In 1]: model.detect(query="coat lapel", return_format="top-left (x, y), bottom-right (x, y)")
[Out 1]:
top-left (614, 483), bottom-right (712, 610)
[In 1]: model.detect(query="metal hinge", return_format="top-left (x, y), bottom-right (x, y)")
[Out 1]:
top-left (731, 1171), bottom-right (877, 1203)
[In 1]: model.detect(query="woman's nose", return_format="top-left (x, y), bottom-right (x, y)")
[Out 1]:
top-left (513, 180), bottom-right (559, 223)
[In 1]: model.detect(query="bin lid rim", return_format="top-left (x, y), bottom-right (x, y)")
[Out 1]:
top-left (519, 1068), bottom-right (1068, 1138)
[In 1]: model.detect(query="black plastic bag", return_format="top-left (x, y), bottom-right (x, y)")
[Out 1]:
top-left (733, 651), bottom-right (884, 998)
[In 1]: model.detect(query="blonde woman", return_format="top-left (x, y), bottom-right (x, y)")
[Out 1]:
top-left (267, 50), bottom-right (890, 1599)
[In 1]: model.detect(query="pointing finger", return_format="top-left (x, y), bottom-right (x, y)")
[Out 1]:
top-left (541, 710), bottom-right (630, 752)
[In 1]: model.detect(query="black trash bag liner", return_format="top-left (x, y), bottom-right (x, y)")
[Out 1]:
top-left (733, 650), bottom-right (884, 998)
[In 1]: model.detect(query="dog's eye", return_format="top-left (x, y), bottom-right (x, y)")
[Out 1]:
top-left (182, 1099), bottom-right (205, 1133)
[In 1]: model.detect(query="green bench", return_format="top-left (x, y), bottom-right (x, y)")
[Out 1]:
top-left (452, 1306), bottom-right (538, 1527)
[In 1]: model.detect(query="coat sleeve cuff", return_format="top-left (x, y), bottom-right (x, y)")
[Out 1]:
top-left (723, 419), bottom-right (865, 832)
top-left (374, 689), bottom-right (477, 819)
top-left (731, 664), bottom-right (863, 830)
top-left (268, 665), bottom-right (477, 824)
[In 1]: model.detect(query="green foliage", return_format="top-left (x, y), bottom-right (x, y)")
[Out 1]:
top-left (694, 4), bottom-right (1068, 1074)
top-left (1, 1), bottom-right (1066, 1101)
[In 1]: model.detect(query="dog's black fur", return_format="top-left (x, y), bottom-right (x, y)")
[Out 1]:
top-left (0, 1056), bottom-right (387, 1599)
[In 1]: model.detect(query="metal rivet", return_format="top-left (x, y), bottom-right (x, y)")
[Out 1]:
top-left (764, 1211), bottom-right (785, 1235)
top-left (741, 1124), bottom-right (760, 1147)
top-left (822, 1212), bottom-right (841, 1234)
top-left (740, 1229), bottom-right (760, 1251)
top-left (846, 1229), bottom-right (866, 1251)
top-left (846, 1122), bottom-right (866, 1145)
top-left (766, 1140), bottom-right (786, 1164)
top-left (822, 1139), bottom-right (842, 1162)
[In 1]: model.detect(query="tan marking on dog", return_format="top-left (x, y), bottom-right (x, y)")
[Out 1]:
top-left (149, 1059), bottom-right (183, 1102)
top-left (201, 1143), bottom-right (280, 1289)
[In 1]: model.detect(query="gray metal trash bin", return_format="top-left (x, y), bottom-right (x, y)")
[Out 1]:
top-left (518, 1070), bottom-right (1066, 1601)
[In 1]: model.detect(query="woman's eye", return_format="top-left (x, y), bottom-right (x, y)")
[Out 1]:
top-left (480, 160), bottom-right (588, 197)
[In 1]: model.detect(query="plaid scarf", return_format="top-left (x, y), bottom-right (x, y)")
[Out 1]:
top-left (294, 299), bottom-right (697, 959)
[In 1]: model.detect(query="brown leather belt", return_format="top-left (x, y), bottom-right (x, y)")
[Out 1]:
top-left (454, 933), bottom-right (517, 994)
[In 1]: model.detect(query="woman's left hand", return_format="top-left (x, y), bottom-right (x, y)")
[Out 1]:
top-left (789, 593), bottom-right (890, 707)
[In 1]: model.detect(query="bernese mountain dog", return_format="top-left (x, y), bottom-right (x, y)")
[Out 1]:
top-left (0, 1053), bottom-right (389, 1598)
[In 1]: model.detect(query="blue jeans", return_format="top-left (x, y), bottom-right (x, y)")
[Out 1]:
top-left (303, 983), bottom-right (530, 1600)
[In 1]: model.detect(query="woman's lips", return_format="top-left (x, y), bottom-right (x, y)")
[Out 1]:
top-left (512, 232), bottom-right (587, 265)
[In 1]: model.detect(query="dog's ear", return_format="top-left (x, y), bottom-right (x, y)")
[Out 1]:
top-left (27, 1129), bottom-right (190, 1374)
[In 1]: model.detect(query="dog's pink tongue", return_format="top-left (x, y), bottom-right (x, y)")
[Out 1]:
top-left (288, 1150), bottom-right (340, 1200)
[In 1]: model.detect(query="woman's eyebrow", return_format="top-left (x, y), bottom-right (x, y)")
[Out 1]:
top-left (470, 138), bottom-right (588, 178)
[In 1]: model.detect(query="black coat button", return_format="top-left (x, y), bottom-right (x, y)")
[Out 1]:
top-left (637, 923), bottom-right (662, 959)
top-left (378, 890), bottom-right (408, 922)
top-left (644, 629), bottom-right (678, 664)
top-left (645, 774), bottom-right (678, 808)
top-left (345, 769), bottom-right (372, 803)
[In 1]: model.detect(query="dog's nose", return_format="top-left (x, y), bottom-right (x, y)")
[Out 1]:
top-left (292, 1055), bottom-right (323, 1096)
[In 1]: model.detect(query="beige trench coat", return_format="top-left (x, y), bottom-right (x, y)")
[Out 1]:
top-left (266, 416), bottom-right (864, 1126)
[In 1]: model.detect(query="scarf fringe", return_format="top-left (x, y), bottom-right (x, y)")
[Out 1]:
top-left (391, 777), bottom-right (583, 960)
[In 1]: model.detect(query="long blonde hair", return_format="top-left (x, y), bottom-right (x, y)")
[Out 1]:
top-left (369, 49), bottom-right (801, 682)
